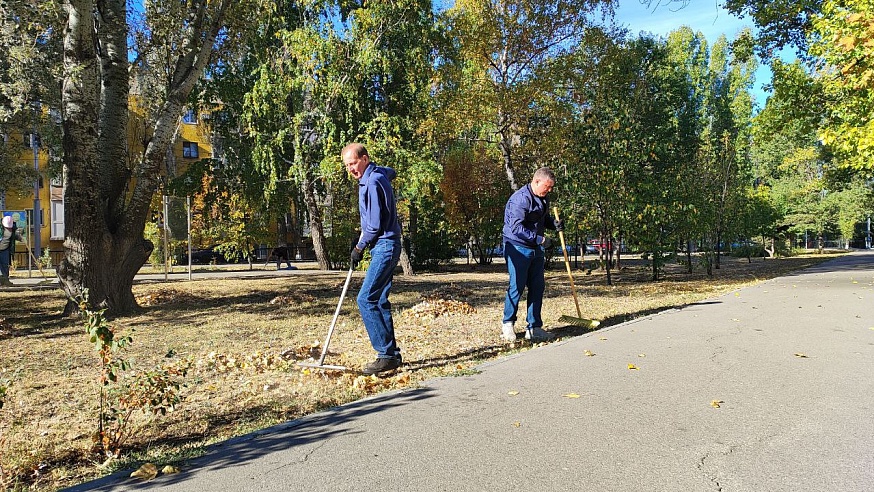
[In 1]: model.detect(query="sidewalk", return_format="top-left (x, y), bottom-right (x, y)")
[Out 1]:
top-left (65, 252), bottom-right (874, 491)
top-left (5, 262), bottom-right (328, 290)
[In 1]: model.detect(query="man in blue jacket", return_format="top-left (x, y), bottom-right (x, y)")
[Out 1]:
top-left (501, 167), bottom-right (563, 342)
top-left (343, 143), bottom-right (404, 375)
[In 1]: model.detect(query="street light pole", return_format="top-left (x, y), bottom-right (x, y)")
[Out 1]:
top-left (31, 101), bottom-right (41, 259)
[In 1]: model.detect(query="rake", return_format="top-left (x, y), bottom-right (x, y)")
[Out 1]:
top-left (296, 266), bottom-right (352, 371)
top-left (553, 207), bottom-right (600, 329)
top-left (23, 241), bottom-right (55, 286)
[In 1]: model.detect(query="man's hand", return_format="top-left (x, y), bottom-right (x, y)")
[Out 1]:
top-left (541, 236), bottom-right (553, 249)
top-left (350, 247), bottom-right (364, 268)
top-left (554, 219), bottom-right (564, 232)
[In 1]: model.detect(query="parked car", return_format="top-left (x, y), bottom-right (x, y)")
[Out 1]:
top-left (178, 247), bottom-right (232, 265)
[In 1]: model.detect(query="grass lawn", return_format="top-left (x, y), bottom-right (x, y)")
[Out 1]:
top-left (0, 252), bottom-right (841, 490)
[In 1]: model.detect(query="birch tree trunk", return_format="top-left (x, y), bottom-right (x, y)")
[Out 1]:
top-left (58, 0), bottom-right (232, 315)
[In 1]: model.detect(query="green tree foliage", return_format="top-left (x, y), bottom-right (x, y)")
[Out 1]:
top-left (811, 0), bottom-right (874, 172)
top-left (440, 143), bottom-right (510, 264)
top-left (724, 0), bottom-right (820, 57)
top-left (0, 1), bottom-right (62, 193)
top-left (440, 0), bottom-right (616, 190)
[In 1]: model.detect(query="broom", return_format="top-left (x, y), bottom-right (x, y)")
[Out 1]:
top-left (23, 241), bottom-right (55, 286)
top-left (553, 207), bottom-right (600, 329)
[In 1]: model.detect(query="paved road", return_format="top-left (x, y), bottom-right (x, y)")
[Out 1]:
top-left (64, 252), bottom-right (874, 491)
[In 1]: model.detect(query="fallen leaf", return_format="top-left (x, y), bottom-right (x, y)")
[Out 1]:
top-left (584, 350), bottom-right (595, 357)
top-left (563, 393), bottom-right (581, 398)
top-left (638, 353), bottom-right (646, 358)
top-left (734, 292), bottom-right (740, 297)
top-left (161, 465), bottom-right (180, 475)
top-left (512, 421), bottom-right (521, 427)
top-left (710, 400), bottom-right (723, 408)
top-left (731, 318), bottom-right (740, 322)
top-left (131, 463), bottom-right (158, 481)
top-left (508, 390), bottom-right (519, 396)
top-left (794, 353), bottom-right (809, 358)
top-left (599, 337), bottom-right (607, 341)
top-left (627, 364), bottom-right (639, 370)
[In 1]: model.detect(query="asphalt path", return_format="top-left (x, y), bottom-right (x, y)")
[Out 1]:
top-left (64, 251), bottom-right (874, 491)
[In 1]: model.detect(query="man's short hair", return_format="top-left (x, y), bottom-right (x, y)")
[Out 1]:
top-left (533, 167), bottom-right (556, 183)
top-left (342, 143), bottom-right (369, 158)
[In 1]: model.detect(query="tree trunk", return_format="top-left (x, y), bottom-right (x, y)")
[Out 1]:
top-left (686, 240), bottom-right (693, 273)
top-left (715, 227), bottom-right (722, 269)
top-left (59, 0), bottom-right (145, 314)
top-left (59, 0), bottom-right (231, 315)
top-left (498, 111), bottom-right (518, 190)
top-left (398, 246), bottom-right (414, 275)
top-left (398, 204), bottom-right (414, 276)
top-left (302, 175), bottom-right (330, 270)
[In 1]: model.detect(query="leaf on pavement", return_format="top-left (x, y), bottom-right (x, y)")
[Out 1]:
top-left (563, 393), bottom-right (581, 398)
top-left (599, 337), bottom-right (607, 341)
top-left (794, 353), bottom-right (809, 358)
top-left (508, 390), bottom-right (519, 396)
top-left (710, 400), bottom-right (723, 408)
top-left (627, 364), bottom-right (639, 370)
top-left (161, 465), bottom-right (180, 474)
top-left (584, 350), bottom-right (595, 357)
top-left (638, 353), bottom-right (646, 358)
top-left (512, 421), bottom-right (521, 427)
top-left (131, 463), bottom-right (158, 480)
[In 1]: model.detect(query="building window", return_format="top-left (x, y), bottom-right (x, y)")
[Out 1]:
top-left (51, 199), bottom-right (64, 240)
top-left (182, 109), bottom-right (198, 124)
top-left (23, 133), bottom-right (40, 148)
top-left (183, 141), bottom-right (199, 159)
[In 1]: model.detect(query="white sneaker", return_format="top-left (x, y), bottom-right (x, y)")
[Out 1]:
top-left (500, 322), bottom-right (516, 341)
top-left (525, 326), bottom-right (555, 342)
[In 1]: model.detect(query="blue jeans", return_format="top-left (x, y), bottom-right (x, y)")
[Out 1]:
top-left (357, 238), bottom-right (402, 359)
top-left (503, 241), bottom-right (545, 329)
top-left (0, 248), bottom-right (9, 278)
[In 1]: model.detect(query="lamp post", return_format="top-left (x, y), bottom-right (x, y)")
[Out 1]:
top-left (31, 101), bottom-right (41, 259)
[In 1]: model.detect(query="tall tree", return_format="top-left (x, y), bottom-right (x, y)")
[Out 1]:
top-left (442, 0), bottom-right (615, 190)
top-left (810, 0), bottom-right (874, 173)
top-left (57, 0), bottom-right (253, 314)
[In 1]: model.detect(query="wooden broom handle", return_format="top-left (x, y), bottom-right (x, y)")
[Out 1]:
top-left (553, 207), bottom-right (582, 318)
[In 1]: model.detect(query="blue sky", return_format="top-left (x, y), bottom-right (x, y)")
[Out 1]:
top-left (613, 0), bottom-right (771, 108)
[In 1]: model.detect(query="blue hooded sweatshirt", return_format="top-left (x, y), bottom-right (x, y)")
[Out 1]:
top-left (502, 184), bottom-right (557, 249)
top-left (356, 163), bottom-right (402, 251)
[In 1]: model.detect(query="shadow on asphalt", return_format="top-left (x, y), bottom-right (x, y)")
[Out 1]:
top-left (61, 387), bottom-right (437, 491)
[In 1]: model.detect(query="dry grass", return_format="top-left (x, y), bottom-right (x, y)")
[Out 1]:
top-left (0, 253), bottom-right (840, 490)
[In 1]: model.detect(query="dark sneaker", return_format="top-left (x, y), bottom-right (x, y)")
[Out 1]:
top-left (362, 357), bottom-right (402, 375)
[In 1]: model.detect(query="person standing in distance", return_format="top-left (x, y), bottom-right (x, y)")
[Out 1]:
top-left (0, 215), bottom-right (24, 287)
top-left (500, 167), bottom-right (563, 342)
top-left (343, 143), bottom-right (404, 375)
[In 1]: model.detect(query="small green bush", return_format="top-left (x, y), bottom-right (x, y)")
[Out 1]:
top-left (731, 244), bottom-right (766, 258)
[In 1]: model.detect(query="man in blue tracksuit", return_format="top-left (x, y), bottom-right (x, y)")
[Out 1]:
top-left (343, 143), bottom-right (404, 375)
top-left (501, 167), bottom-right (563, 342)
